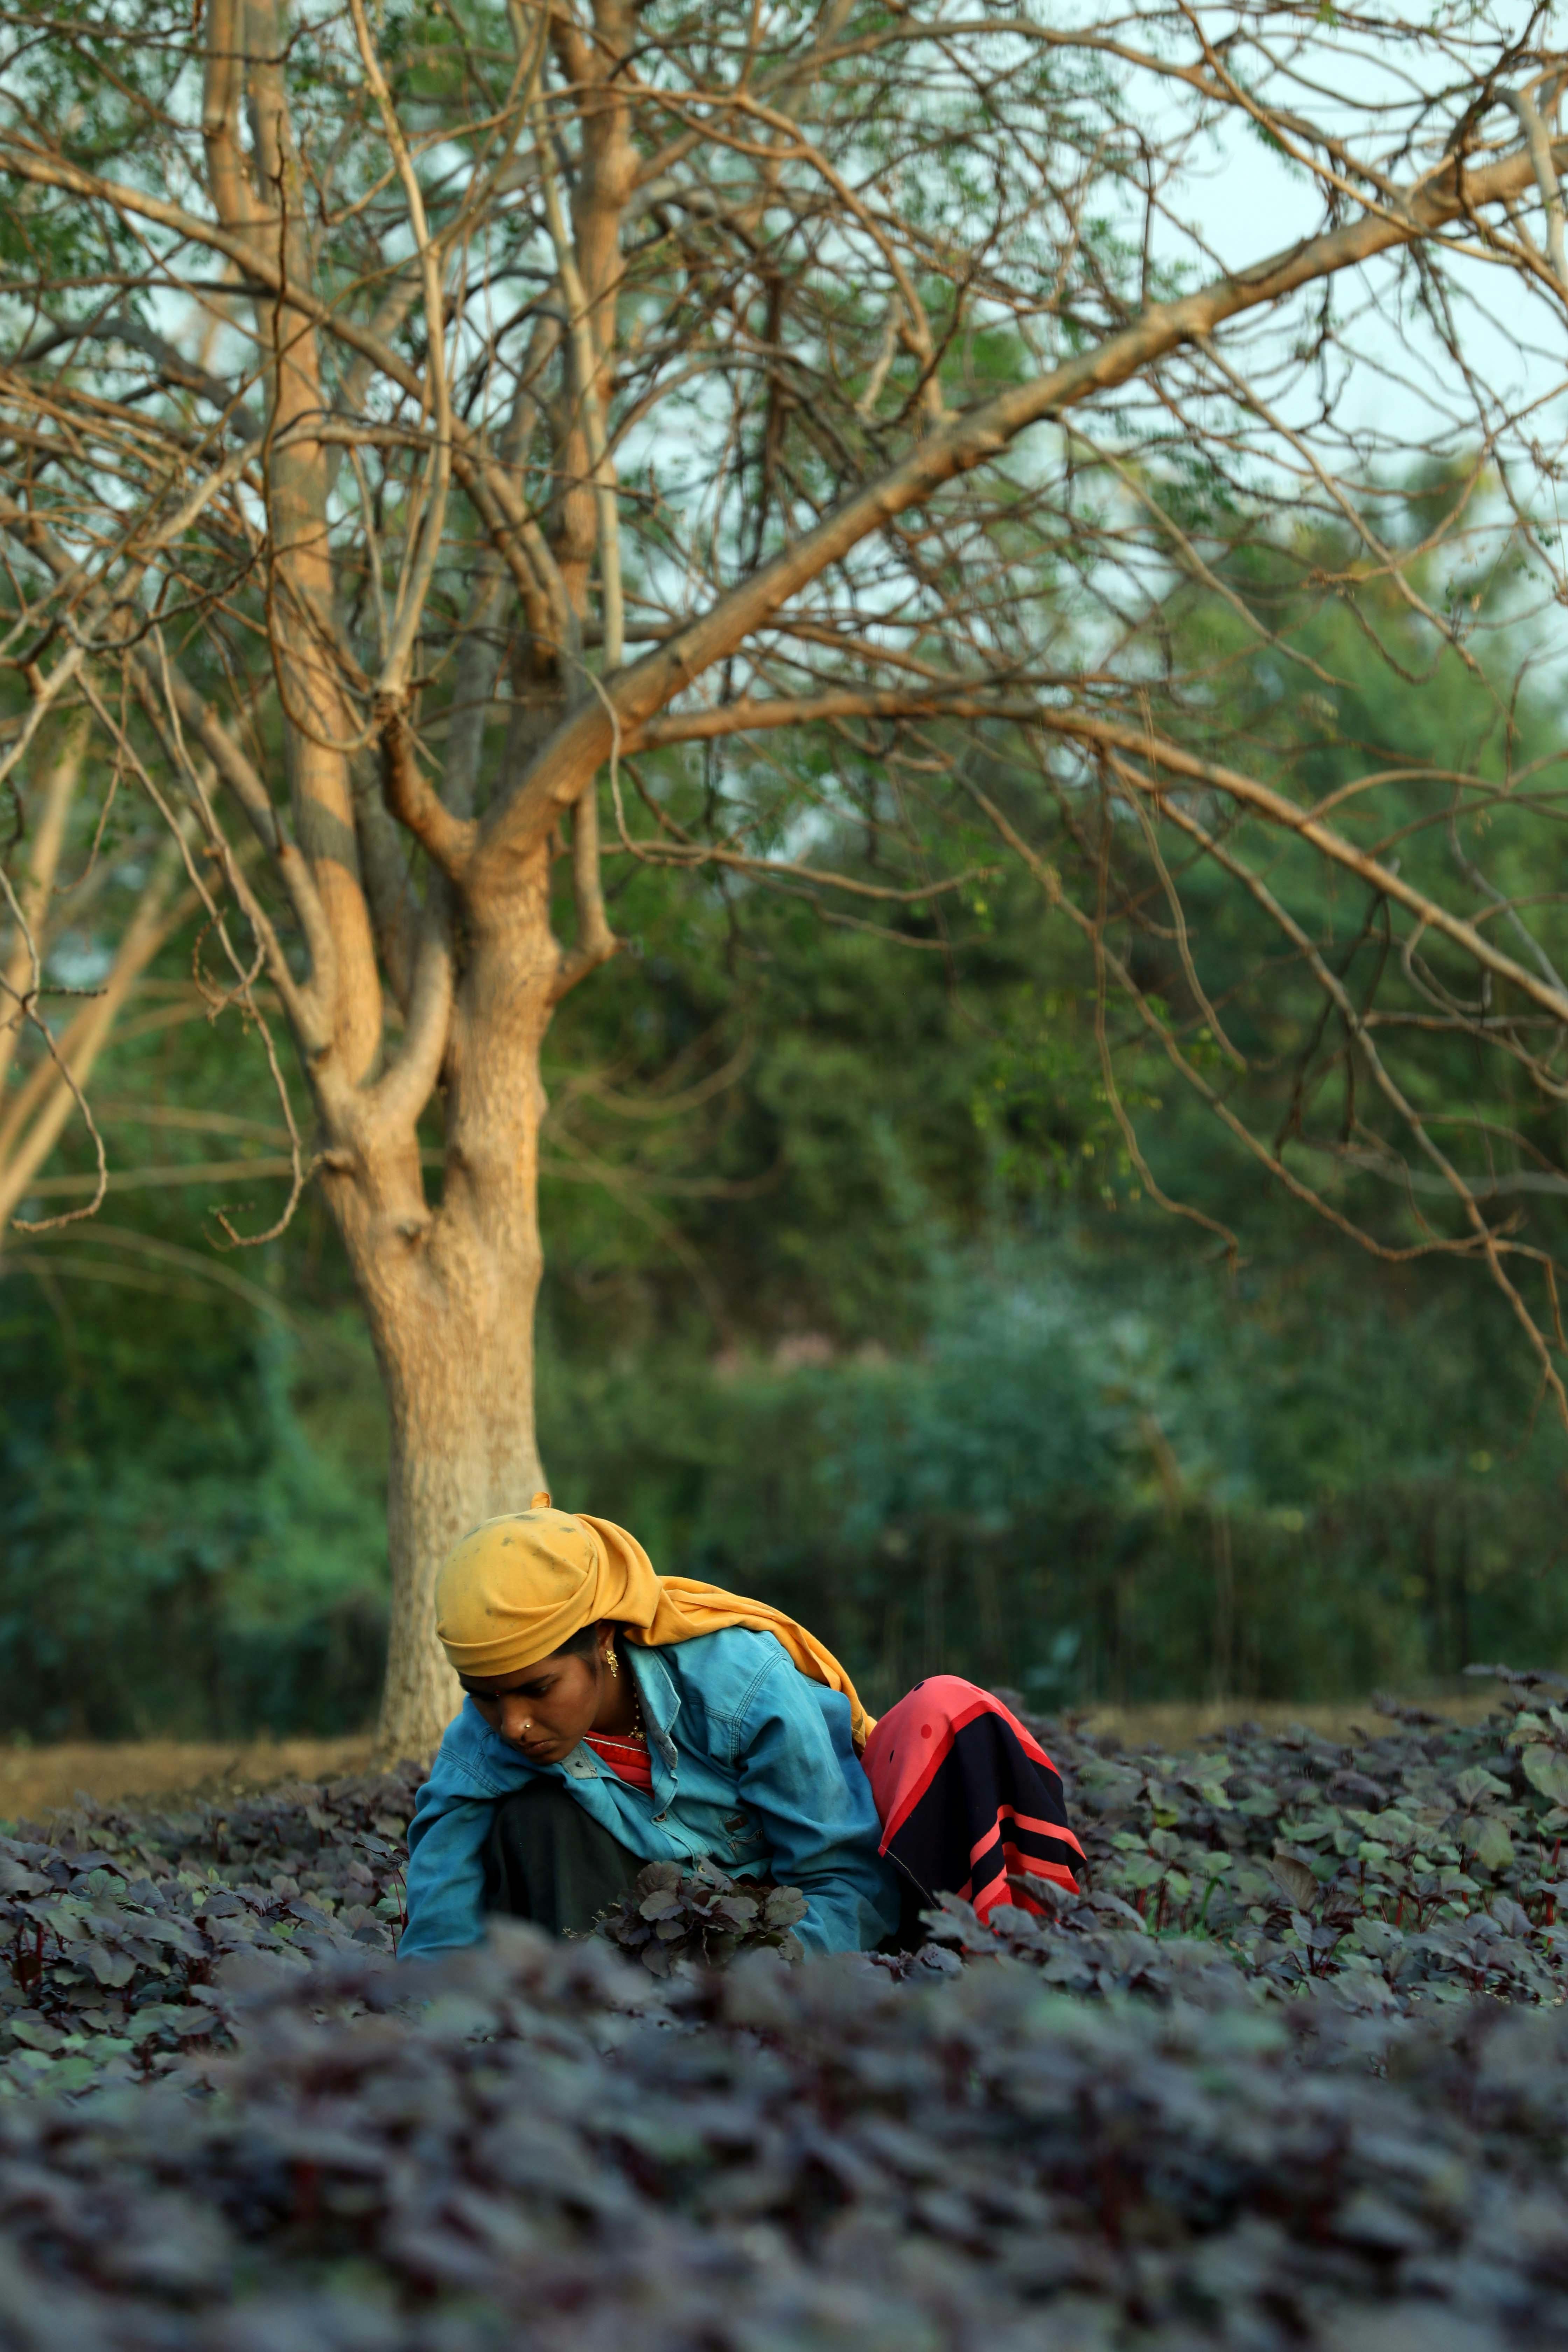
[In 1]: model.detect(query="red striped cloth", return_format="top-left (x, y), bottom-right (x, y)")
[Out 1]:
top-left (583, 1730), bottom-right (654, 1791)
top-left (863, 1676), bottom-right (1084, 1925)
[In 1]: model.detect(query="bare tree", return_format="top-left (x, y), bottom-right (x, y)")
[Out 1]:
top-left (0, 710), bottom-right (196, 1238)
top-left (5, 0), bottom-right (1568, 1751)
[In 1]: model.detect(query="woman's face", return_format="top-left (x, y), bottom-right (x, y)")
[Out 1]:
top-left (459, 1631), bottom-right (608, 1764)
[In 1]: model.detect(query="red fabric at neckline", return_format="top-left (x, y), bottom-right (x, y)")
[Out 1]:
top-left (583, 1731), bottom-right (654, 1791)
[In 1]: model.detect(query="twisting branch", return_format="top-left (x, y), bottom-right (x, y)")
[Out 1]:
top-left (1503, 80), bottom-right (1568, 295)
top-left (480, 127), bottom-right (1568, 862)
top-left (534, 96), bottom-right (625, 675)
top-left (1132, 763), bottom-right (1568, 1424)
top-left (379, 704), bottom-right (477, 881)
top-left (1030, 709), bottom-right (1568, 1036)
top-left (345, 0), bottom-right (453, 700)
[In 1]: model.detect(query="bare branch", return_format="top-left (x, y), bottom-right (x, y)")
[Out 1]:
top-left (1503, 82), bottom-right (1568, 294)
top-left (482, 130), bottom-right (1568, 859)
top-left (379, 703), bottom-right (477, 881)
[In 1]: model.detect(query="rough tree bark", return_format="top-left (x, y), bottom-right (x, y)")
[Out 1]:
top-left (343, 847), bottom-right (560, 1755)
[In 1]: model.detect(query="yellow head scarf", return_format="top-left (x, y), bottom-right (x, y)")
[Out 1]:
top-left (435, 1494), bottom-right (875, 1751)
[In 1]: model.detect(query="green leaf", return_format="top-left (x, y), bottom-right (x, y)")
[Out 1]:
top-left (1454, 1766), bottom-right (1509, 1808)
top-left (1266, 1856), bottom-right (1320, 1910)
top-left (9, 2020), bottom-right (64, 2053)
top-left (1522, 1746), bottom-right (1568, 1807)
top-left (1464, 1816), bottom-right (1516, 1874)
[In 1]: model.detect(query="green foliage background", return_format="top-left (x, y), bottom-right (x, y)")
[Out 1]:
top-left (4, 514), bottom-right (1567, 1738)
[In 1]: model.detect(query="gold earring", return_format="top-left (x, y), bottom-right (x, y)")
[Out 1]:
top-left (607, 1649), bottom-right (620, 1678)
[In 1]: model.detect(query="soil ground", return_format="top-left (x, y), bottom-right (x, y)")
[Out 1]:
top-left (0, 1691), bottom-right (1504, 1821)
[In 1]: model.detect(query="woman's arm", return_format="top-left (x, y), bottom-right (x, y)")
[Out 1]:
top-left (398, 1774), bottom-right (494, 1959)
top-left (731, 1656), bottom-right (902, 1953)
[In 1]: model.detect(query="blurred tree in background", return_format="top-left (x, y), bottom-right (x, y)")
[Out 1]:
top-left (5, 522), bottom-right (1566, 1734)
top-left (6, 0), bottom-right (1568, 1742)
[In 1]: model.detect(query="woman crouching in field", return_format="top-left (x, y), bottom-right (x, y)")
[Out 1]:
top-left (399, 1496), bottom-right (1083, 1958)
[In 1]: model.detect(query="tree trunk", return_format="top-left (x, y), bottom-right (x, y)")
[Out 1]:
top-left (335, 845), bottom-right (558, 1759)
top-left (373, 1254), bottom-right (546, 1759)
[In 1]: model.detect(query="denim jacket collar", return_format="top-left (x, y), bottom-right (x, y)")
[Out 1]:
top-left (549, 1648), bottom-right (679, 1810)
top-left (627, 1643), bottom-right (679, 1816)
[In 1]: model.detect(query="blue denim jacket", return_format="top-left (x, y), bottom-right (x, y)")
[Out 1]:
top-left (399, 1626), bottom-right (902, 1959)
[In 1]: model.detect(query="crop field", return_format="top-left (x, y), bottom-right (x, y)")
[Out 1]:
top-left (5, 1673), bottom-right (1568, 2346)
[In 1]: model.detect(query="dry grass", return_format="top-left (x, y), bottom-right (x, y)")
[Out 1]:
top-left (0, 1737), bottom-right (377, 1825)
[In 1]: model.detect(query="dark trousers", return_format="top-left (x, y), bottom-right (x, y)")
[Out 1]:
top-left (483, 1778), bottom-right (644, 1936)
